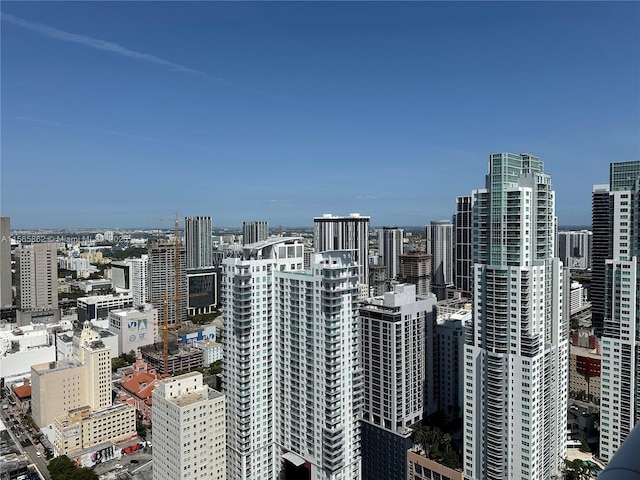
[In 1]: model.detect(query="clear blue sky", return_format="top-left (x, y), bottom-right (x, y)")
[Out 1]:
top-left (2, 1), bottom-right (638, 229)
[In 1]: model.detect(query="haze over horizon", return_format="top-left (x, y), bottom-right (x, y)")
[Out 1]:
top-left (2, 2), bottom-right (638, 229)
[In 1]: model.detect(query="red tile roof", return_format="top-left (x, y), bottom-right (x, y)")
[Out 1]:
top-left (12, 385), bottom-right (31, 399)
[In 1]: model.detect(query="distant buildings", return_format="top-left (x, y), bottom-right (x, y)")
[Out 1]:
top-left (152, 372), bottom-right (226, 480)
top-left (242, 220), bottom-right (268, 245)
top-left (558, 230), bottom-right (592, 270)
top-left (15, 242), bottom-right (58, 312)
top-left (185, 216), bottom-right (213, 269)
top-left (111, 255), bottom-right (148, 306)
top-left (464, 153), bottom-right (567, 479)
top-left (360, 284), bottom-right (437, 480)
top-left (426, 220), bottom-right (454, 300)
top-left (454, 196), bottom-right (473, 295)
top-left (398, 251), bottom-right (431, 296)
top-left (379, 226), bottom-right (404, 282)
top-left (314, 213), bottom-right (370, 287)
top-left (598, 160), bottom-right (640, 462)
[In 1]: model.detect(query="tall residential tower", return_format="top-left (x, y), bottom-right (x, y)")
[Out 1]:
top-left (464, 153), bottom-right (568, 480)
top-left (314, 213), bottom-right (370, 287)
top-left (598, 160), bottom-right (640, 462)
top-left (185, 216), bottom-right (213, 269)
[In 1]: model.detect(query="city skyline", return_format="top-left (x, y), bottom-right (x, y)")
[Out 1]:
top-left (2, 2), bottom-right (638, 229)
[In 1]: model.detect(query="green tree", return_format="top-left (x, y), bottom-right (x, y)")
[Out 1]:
top-left (209, 359), bottom-right (222, 375)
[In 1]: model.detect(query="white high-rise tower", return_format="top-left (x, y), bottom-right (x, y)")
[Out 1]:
top-left (464, 153), bottom-right (568, 480)
top-left (222, 238), bottom-right (362, 480)
top-left (599, 160), bottom-right (640, 462)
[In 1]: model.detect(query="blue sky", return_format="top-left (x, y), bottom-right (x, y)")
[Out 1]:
top-left (2, 2), bottom-right (638, 229)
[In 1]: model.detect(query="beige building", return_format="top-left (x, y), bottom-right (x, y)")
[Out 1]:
top-left (152, 372), bottom-right (225, 480)
top-left (407, 449), bottom-right (464, 480)
top-left (15, 242), bottom-right (58, 311)
top-left (31, 322), bottom-right (112, 427)
top-left (53, 403), bottom-right (136, 456)
top-left (31, 361), bottom-right (87, 427)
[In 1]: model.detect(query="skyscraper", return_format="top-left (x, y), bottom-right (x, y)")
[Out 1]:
top-left (152, 372), bottom-right (226, 480)
top-left (360, 284), bottom-right (437, 480)
top-left (147, 241), bottom-right (187, 326)
top-left (15, 242), bottom-right (58, 312)
top-left (185, 216), bottom-right (213, 269)
top-left (0, 217), bottom-right (11, 309)
top-left (242, 221), bottom-right (268, 245)
top-left (223, 237), bottom-right (306, 480)
top-left (379, 226), bottom-right (404, 282)
top-left (558, 230), bottom-right (592, 270)
top-left (222, 238), bottom-right (362, 479)
top-left (455, 196), bottom-right (473, 295)
top-left (464, 153), bottom-right (568, 480)
top-left (314, 213), bottom-right (370, 287)
top-left (591, 185), bottom-right (611, 336)
top-left (427, 220), bottom-right (454, 300)
top-left (398, 252), bottom-right (431, 296)
top-left (598, 160), bottom-right (640, 462)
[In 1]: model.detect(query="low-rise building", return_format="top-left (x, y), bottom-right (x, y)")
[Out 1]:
top-left (53, 403), bottom-right (136, 456)
top-left (407, 449), bottom-right (464, 480)
top-left (108, 305), bottom-right (158, 354)
top-left (77, 294), bottom-right (133, 328)
top-left (140, 344), bottom-right (203, 376)
top-left (115, 355), bottom-right (164, 422)
top-left (192, 340), bottom-right (222, 366)
top-left (569, 330), bottom-right (601, 403)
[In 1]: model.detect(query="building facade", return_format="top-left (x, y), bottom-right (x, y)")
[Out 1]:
top-left (152, 372), bottom-right (226, 480)
top-left (557, 230), bottom-right (592, 270)
top-left (15, 242), bottom-right (58, 311)
top-left (148, 240), bottom-right (187, 326)
top-left (242, 221), bottom-right (269, 245)
top-left (427, 221), bottom-right (454, 301)
top-left (379, 226), bottom-right (404, 282)
top-left (463, 153), bottom-right (568, 480)
top-left (1, 217), bottom-right (12, 309)
top-left (455, 196), bottom-right (473, 295)
top-left (599, 160), bottom-right (640, 462)
top-left (185, 216), bottom-right (213, 269)
top-left (359, 284), bottom-right (437, 480)
top-left (398, 252), bottom-right (431, 297)
top-left (314, 213), bottom-right (370, 287)
top-left (108, 305), bottom-right (159, 354)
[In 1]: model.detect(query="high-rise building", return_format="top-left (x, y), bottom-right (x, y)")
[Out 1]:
top-left (223, 237), bottom-right (305, 480)
top-left (275, 251), bottom-right (362, 480)
top-left (314, 213), bottom-right (370, 286)
top-left (368, 264), bottom-right (388, 297)
top-left (222, 238), bottom-right (362, 479)
top-left (152, 372), bottom-right (226, 480)
top-left (148, 240), bottom-right (187, 326)
top-left (591, 185), bottom-right (611, 336)
top-left (598, 160), bottom-right (640, 462)
top-left (379, 226), bottom-right (404, 282)
top-left (15, 242), bottom-right (58, 311)
top-left (185, 216), bottom-right (213, 269)
top-left (360, 284), bottom-right (437, 480)
top-left (111, 254), bottom-right (148, 306)
top-left (398, 252), bottom-right (431, 296)
top-left (242, 221), bottom-right (268, 245)
top-left (558, 230), bottom-right (592, 270)
top-left (455, 196), bottom-right (473, 295)
top-left (427, 220), bottom-right (454, 300)
top-left (464, 153), bottom-right (568, 480)
top-left (0, 217), bottom-right (11, 309)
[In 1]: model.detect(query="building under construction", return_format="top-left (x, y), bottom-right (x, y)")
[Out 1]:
top-left (140, 342), bottom-right (203, 376)
top-left (399, 252), bottom-right (431, 296)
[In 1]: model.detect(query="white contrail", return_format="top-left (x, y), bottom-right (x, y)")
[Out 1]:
top-left (1, 12), bottom-right (204, 74)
